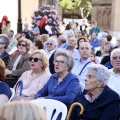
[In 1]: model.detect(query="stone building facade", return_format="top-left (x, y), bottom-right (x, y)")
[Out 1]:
top-left (92, 0), bottom-right (120, 37)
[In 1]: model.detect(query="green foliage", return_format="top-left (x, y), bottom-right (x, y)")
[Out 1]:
top-left (59, 0), bottom-right (92, 18)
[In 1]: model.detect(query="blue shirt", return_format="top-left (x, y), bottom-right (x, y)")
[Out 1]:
top-left (0, 82), bottom-right (11, 99)
top-left (90, 39), bottom-right (99, 48)
top-left (35, 72), bottom-right (80, 109)
top-left (71, 58), bottom-right (94, 84)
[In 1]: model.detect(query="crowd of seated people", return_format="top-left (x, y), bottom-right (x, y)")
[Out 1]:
top-left (0, 17), bottom-right (120, 120)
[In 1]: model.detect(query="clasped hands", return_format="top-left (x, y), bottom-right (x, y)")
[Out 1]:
top-left (5, 69), bottom-right (12, 75)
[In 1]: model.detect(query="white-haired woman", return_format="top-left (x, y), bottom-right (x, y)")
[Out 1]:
top-left (70, 64), bottom-right (120, 120)
top-left (35, 50), bottom-right (80, 109)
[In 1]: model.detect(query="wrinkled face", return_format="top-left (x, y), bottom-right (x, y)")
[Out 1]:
top-left (79, 43), bottom-right (91, 60)
top-left (46, 39), bottom-right (56, 52)
top-left (0, 39), bottom-right (5, 49)
top-left (18, 41), bottom-right (27, 54)
top-left (68, 37), bottom-right (76, 47)
top-left (111, 51), bottom-right (120, 69)
top-left (54, 55), bottom-right (69, 73)
top-left (29, 53), bottom-right (43, 71)
top-left (85, 69), bottom-right (102, 91)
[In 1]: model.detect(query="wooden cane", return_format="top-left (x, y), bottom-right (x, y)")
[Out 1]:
top-left (66, 102), bottom-right (84, 120)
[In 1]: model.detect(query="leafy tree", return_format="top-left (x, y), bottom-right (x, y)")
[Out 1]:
top-left (59, 0), bottom-right (92, 18)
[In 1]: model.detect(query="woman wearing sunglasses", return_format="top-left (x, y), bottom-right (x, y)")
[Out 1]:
top-left (5, 38), bottom-right (31, 88)
top-left (14, 50), bottom-right (51, 100)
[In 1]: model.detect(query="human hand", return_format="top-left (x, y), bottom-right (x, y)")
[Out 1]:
top-left (5, 69), bottom-right (12, 75)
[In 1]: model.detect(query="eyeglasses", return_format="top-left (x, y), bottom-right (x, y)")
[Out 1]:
top-left (53, 60), bottom-right (66, 65)
top-left (29, 57), bottom-right (42, 62)
top-left (18, 44), bottom-right (26, 47)
top-left (112, 56), bottom-right (120, 60)
top-left (46, 43), bottom-right (53, 45)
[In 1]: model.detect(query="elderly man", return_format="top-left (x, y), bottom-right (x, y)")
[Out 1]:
top-left (0, 34), bottom-right (10, 66)
top-left (71, 42), bottom-right (94, 84)
top-left (6, 30), bottom-right (17, 52)
top-left (56, 35), bottom-right (67, 50)
top-left (108, 48), bottom-right (120, 95)
top-left (66, 37), bottom-right (80, 60)
top-left (45, 37), bottom-right (57, 74)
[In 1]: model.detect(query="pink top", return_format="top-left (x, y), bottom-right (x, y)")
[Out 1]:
top-left (14, 70), bottom-right (51, 97)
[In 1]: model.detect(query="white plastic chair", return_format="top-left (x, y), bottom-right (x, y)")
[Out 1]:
top-left (8, 88), bottom-right (15, 102)
top-left (30, 99), bottom-right (67, 120)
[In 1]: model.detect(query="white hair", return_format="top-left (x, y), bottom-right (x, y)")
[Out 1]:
top-left (88, 64), bottom-right (109, 86)
top-left (110, 48), bottom-right (120, 60)
top-left (47, 37), bottom-right (57, 45)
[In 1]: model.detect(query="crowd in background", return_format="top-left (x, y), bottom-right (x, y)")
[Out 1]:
top-left (0, 15), bottom-right (120, 120)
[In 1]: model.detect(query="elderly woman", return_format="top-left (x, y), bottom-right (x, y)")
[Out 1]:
top-left (5, 38), bottom-right (31, 88)
top-left (32, 39), bottom-right (44, 51)
top-left (14, 50), bottom-right (51, 99)
top-left (0, 34), bottom-right (10, 66)
top-left (0, 59), bottom-right (11, 105)
top-left (0, 101), bottom-right (47, 120)
top-left (70, 64), bottom-right (119, 120)
top-left (100, 42), bottom-right (113, 66)
top-left (35, 50), bottom-right (80, 109)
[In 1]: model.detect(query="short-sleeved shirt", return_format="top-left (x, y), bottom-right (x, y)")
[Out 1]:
top-left (0, 82), bottom-right (11, 99)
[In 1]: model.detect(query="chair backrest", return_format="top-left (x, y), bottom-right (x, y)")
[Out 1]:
top-left (8, 88), bottom-right (15, 102)
top-left (30, 99), bottom-right (67, 120)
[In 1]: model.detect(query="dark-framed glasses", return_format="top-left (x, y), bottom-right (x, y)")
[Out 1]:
top-left (29, 57), bottom-right (42, 62)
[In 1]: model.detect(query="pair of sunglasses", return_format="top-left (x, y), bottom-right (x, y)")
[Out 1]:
top-left (29, 57), bottom-right (42, 62)
top-left (18, 44), bottom-right (26, 47)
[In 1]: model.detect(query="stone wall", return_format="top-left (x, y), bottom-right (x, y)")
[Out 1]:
top-left (92, 0), bottom-right (112, 31)
top-left (92, 0), bottom-right (120, 37)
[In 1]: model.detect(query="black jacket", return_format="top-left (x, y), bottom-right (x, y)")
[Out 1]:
top-left (0, 50), bottom-right (10, 66)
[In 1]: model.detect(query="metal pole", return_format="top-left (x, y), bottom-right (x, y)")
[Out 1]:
top-left (17, 0), bottom-right (22, 33)
top-left (73, 5), bottom-right (74, 23)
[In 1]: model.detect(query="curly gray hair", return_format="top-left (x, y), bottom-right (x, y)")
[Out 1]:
top-left (88, 64), bottom-right (109, 86)
top-left (54, 50), bottom-right (74, 72)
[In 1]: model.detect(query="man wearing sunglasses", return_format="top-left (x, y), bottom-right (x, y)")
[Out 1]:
top-left (108, 48), bottom-right (120, 96)
top-left (45, 38), bottom-right (56, 74)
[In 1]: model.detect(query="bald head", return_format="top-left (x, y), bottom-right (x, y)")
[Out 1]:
top-left (79, 42), bottom-right (91, 61)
